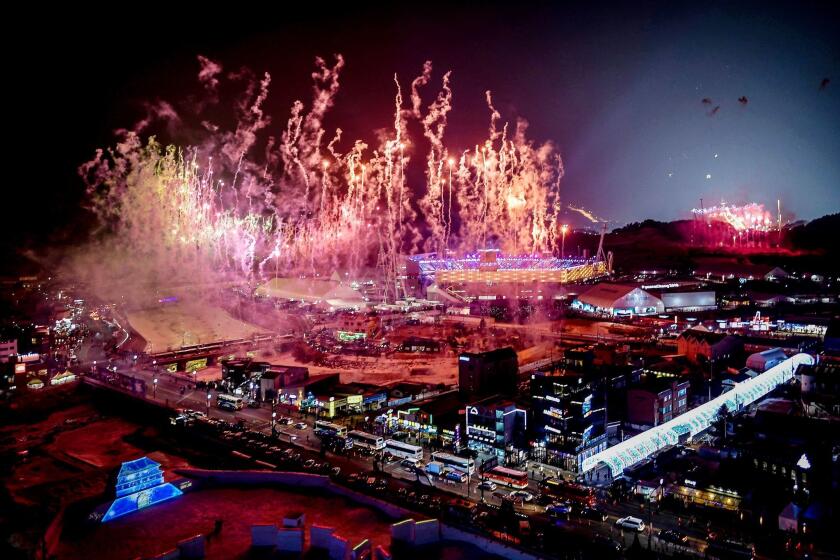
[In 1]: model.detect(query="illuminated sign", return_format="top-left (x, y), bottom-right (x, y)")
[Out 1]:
top-left (582, 395), bottom-right (593, 416)
top-left (796, 453), bottom-right (811, 470)
top-left (337, 331), bottom-right (366, 342)
top-left (459, 356), bottom-right (470, 362)
top-left (50, 371), bottom-right (76, 385)
top-left (185, 358), bottom-right (207, 373)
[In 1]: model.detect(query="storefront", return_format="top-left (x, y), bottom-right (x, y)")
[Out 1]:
top-left (667, 478), bottom-right (741, 511)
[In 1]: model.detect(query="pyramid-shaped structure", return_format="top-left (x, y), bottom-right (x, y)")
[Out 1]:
top-left (102, 457), bottom-right (182, 522)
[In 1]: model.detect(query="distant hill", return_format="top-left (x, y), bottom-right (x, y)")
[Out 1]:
top-left (602, 213), bottom-right (840, 274)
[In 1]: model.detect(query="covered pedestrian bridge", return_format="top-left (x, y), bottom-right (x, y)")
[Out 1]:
top-left (581, 353), bottom-right (814, 478)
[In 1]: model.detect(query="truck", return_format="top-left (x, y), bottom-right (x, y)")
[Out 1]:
top-left (425, 461), bottom-right (445, 476)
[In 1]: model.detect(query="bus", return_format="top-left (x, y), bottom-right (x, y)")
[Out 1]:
top-left (539, 478), bottom-right (596, 507)
top-left (314, 420), bottom-right (348, 438)
top-left (217, 394), bottom-right (244, 411)
top-left (430, 452), bottom-right (475, 475)
top-left (348, 430), bottom-right (385, 451)
top-left (482, 466), bottom-right (529, 489)
top-left (384, 439), bottom-right (423, 462)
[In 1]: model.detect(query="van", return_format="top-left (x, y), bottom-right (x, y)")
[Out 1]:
top-left (444, 470), bottom-right (467, 483)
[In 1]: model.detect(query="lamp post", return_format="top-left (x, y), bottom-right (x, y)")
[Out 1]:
top-left (561, 224), bottom-right (569, 258)
top-left (271, 411), bottom-right (277, 437)
top-left (153, 377), bottom-right (158, 399)
top-left (206, 392), bottom-right (212, 415)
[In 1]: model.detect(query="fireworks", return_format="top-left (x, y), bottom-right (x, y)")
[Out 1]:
top-left (692, 202), bottom-right (774, 232)
top-left (691, 201), bottom-right (777, 248)
top-left (76, 55), bottom-right (565, 302)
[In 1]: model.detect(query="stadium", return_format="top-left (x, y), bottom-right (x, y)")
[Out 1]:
top-left (406, 248), bottom-right (612, 302)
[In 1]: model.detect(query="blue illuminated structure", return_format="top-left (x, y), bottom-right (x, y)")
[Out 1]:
top-left (581, 353), bottom-right (814, 477)
top-left (102, 457), bottom-right (182, 522)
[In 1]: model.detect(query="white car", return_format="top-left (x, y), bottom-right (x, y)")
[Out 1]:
top-left (509, 490), bottom-right (534, 503)
top-left (294, 422), bottom-right (307, 430)
top-left (615, 516), bottom-right (646, 532)
top-left (478, 480), bottom-right (497, 491)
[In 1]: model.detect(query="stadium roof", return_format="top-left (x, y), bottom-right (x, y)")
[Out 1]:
top-left (409, 252), bottom-right (591, 276)
top-left (581, 352), bottom-right (814, 476)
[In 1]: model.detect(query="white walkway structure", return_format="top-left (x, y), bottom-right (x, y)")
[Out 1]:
top-left (581, 353), bottom-right (814, 477)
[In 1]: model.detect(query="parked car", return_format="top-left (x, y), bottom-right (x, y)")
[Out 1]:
top-left (509, 490), bottom-right (534, 503)
top-left (546, 502), bottom-right (573, 518)
top-left (400, 459), bottom-right (418, 469)
top-left (658, 529), bottom-right (689, 545)
top-left (294, 422), bottom-right (307, 429)
top-left (576, 507), bottom-right (609, 522)
top-left (615, 516), bottom-right (646, 532)
top-left (591, 535), bottom-right (623, 556)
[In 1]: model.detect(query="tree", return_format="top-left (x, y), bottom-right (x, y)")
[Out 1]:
top-left (713, 403), bottom-right (730, 442)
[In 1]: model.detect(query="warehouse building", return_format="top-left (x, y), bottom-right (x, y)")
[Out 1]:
top-left (572, 283), bottom-right (664, 316)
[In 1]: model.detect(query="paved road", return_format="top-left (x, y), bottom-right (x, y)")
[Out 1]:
top-left (98, 364), bottom-right (715, 556)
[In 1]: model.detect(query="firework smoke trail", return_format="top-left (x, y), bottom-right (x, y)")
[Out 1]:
top-left (416, 61), bottom-right (453, 254)
top-left (77, 55), bottom-right (567, 304)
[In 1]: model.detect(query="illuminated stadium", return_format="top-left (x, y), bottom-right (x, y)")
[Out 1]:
top-left (407, 249), bottom-right (611, 286)
top-left (580, 353), bottom-right (814, 478)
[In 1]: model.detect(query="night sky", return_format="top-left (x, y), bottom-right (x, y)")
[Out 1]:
top-left (9, 1), bottom-right (840, 250)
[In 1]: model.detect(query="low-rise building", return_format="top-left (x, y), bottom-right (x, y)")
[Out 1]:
top-left (627, 375), bottom-right (690, 427)
top-left (666, 476), bottom-right (742, 511)
top-left (677, 328), bottom-right (743, 365)
top-left (659, 290), bottom-right (716, 312)
top-left (798, 362), bottom-right (840, 417)
top-left (745, 347), bottom-right (787, 373)
top-left (0, 339), bottom-right (17, 363)
top-left (258, 365), bottom-right (309, 401)
top-left (394, 390), bottom-right (464, 447)
top-left (465, 396), bottom-right (528, 465)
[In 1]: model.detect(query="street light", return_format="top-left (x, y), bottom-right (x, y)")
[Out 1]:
top-left (153, 377), bottom-right (158, 399)
top-left (206, 392), bottom-right (212, 415)
top-left (561, 224), bottom-right (569, 258)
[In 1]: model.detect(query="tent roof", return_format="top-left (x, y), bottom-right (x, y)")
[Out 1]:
top-left (578, 283), bottom-right (646, 309)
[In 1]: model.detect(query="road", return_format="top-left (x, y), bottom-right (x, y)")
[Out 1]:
top-left (92, 363), bottom-right (716, 557)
